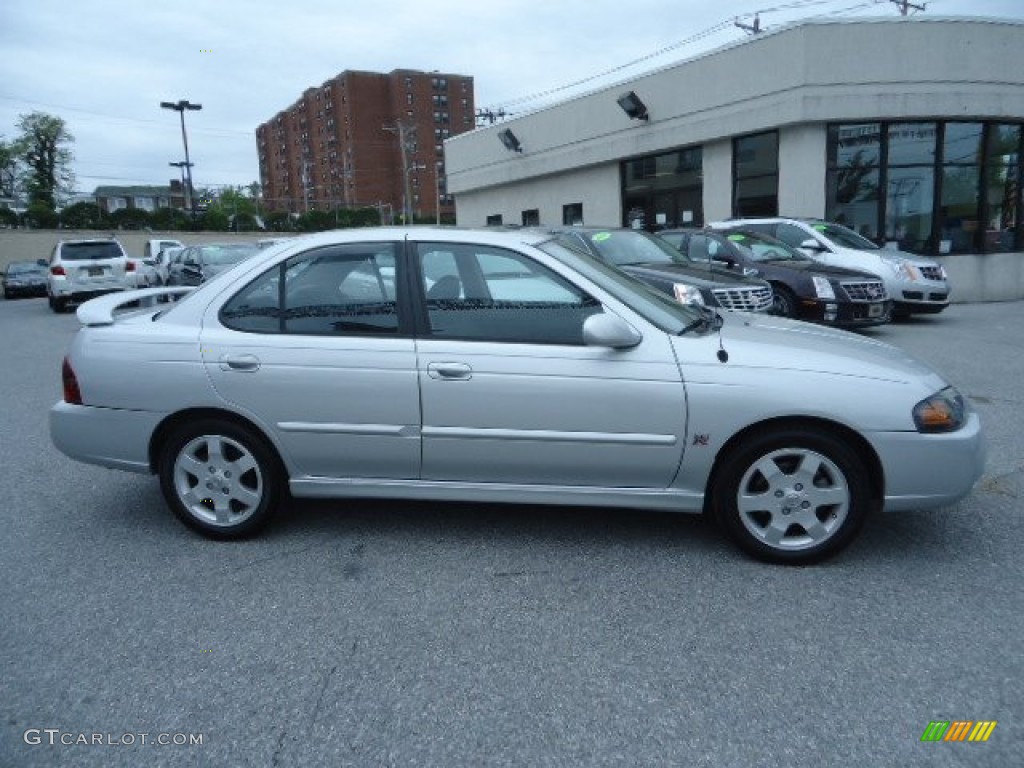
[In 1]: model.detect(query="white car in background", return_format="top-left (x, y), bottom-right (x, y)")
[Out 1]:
top-left (717, 218), bottom-right (950, 317)
top-left (46, 237), bottom-right (132, 313)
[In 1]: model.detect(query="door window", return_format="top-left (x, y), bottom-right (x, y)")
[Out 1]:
top-left (220, 243), bottom-right (400, 335)
top-left (417, 243), bottom-right (600, 344)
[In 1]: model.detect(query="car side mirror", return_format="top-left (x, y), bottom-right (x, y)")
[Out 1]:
top-left (800, 238), bottom-right (826, 252)
top-left (583, 313), bottom-right (642, 349)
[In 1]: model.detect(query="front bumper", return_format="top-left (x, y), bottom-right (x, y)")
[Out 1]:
top-left (797, 298), bottom-right (892, 328)
top-left (868, 411), bottom-right (986, 512)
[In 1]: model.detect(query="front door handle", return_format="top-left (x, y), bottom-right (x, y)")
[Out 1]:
top-left (220, 354), bottom-right (261, 372)
top-left (427, 362), bottom-right (472, 380)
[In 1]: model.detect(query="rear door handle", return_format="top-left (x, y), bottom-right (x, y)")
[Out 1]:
top-left (220, 354), bottom-right (261, 372)
top-left (427, 362), bottom-right (472, 380)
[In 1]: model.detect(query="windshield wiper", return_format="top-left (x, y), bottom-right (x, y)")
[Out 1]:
top-left (679, 305), bottom-right (719, 335)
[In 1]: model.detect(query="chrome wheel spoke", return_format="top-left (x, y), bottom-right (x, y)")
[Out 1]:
top-left (177, 453), bottom-right (205, 479)
top-left (232, 484), bottom-right (262, 510)
top-left (807, 484), bottom-right (848, 508)
top-left (737, 490), bottom-right (770, 515)
top-left (232, 454), bottom-right (258, 476)
top-left (752, 457), bottom-right (785, 487)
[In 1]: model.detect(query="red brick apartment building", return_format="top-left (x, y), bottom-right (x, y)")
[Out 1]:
top-left (256, 69), bottom-right (475, 221)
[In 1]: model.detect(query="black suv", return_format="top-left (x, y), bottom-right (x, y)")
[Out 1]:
top-left (659, 227), bottom-right (891, 328)
top-left (539, 227), bottom-right (774, 312)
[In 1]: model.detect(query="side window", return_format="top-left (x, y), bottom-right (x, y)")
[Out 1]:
top-left (686, 235), bottom-right (711, 262)
top-left (417, 243), bottom-right (601, 345)
top-left (775, 223), bottom-right (813, 249)
top-left (220, 243), bottom-right (400, 335)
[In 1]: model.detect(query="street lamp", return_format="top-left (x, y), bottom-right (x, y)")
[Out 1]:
top-left (160, 99), bottom-right (202, 218)
top-left (406, 162), bottom-right (427, 225)
top-left (168, 161), bottom-right (192, 214)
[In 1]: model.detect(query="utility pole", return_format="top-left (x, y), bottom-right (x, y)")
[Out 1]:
top-left (168, 161), bottom-right (192, 213)
top-left (889, 0), bottom-right (926, 15)
top-left (160, 100), bottom-right (202, 220)
top-left (735, 14), bottom-right (761, 34)
top-left (383, 121), bottom-right (418, 224)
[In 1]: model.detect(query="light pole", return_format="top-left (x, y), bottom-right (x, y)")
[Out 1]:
top-left (168, 161), bottom-right (192, 214)
top-left (160, 100), bottom-right (202, 219)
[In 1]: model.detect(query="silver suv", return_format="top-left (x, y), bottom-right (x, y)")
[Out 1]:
top-left (47, 238), bottom-right (131, 313)
top-left (716, 218), bottom-right (950, 317)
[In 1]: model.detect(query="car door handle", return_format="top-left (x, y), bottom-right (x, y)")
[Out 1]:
top-left (220, 354), bottom-right (261, 372)
top-left (427, 362), bottom-right (472, 380)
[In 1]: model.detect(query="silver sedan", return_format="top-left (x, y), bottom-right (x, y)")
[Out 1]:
top-left (50, 227), bottom-right (985, 564)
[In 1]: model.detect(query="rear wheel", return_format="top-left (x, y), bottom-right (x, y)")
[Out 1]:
top-left (158, 419), bottom-right (282, 539)
top-left (49, 295), bottom-right (67, 313)
top-left (712, 427), bottom-right (871, 564)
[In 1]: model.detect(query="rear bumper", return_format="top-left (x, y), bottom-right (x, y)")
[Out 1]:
top-left (50, 401), bottom-right (160, 474)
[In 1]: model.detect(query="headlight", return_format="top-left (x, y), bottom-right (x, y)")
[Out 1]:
top-left (672, 283), bottom-right (705, 306)
top-left (913, 387), bottom-right (966, 433)
top-left (940, 265), bottom-right (948, 280)
top-left (895, 261), bottom-right (922, 281)
top-left (812, 276), bottom-right (835, 299)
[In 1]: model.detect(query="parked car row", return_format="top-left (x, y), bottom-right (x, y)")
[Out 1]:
top-left (30, 236), bottom-right (263, 312)
top-left (50, 226), bottom-right (985, 565)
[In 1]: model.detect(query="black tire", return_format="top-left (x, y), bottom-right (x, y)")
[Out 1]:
top-left (158, 419), bottom-right (282, 539)
top-left (771, 285), bottom-right (798, 317)
top-left (711, 427), bottom-right (871, 564)
top-left (49, 295), bottom-right (67, 313)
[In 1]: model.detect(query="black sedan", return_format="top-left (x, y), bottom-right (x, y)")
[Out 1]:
top-left (166, 243), bottom-right (261, 287)
top-left (539, 227), bottom-right (774, 313)
top-left (659, 228), bottom-right (891, 328)
top-left (2, 260), bottom-right (48, 299)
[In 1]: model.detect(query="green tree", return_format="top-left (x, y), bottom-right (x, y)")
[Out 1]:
top-left (0, 137), bottom-right (21, 201)
top-left (24, 201), bottom-right (59, 228)
top-left (150, 207), bottom-right (191, 231)
top-left (0, 208), bottom-right (18, 228)
top-left (196, 208), bottom-right (229, 232)
top-left (15, 112), bottom-right (74, 210)
top-left (296, 209), bottom-right (334, 232)
top-left (264, 211), bottom-right (294, 232)
top-left (60, 201), bottom-right (108, 229)
top-left (110, 208), bottom-right (151, 230)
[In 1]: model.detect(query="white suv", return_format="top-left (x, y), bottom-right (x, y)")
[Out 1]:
top-left (715, 218), bottom-right (950, 317)
top-left (47, 238), bottom-right (132, 313)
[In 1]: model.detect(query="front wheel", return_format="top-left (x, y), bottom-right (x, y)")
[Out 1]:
top-left (771, 285), bottom-right (798, 317)
top-left (711, 427), bottom-right (871, 564)
top-left (158, 419), bottom-right (282, 539)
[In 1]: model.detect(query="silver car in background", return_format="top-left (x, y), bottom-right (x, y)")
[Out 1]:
top-left (50, 227), bottom-right (985, 564)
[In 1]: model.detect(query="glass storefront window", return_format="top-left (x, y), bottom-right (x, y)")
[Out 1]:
top-left (827, 168), bottom-right (880, 239)
top-left (885, 166), bottom-right (934, 251)
top-left (829, 123), bottom-right (881, 167)
top-left (939, 166), bottom-right (981, 253)
top-left (943, 123), bottom-right (983, 165)
top-left (734, 132), bottom-right (778, 216)
top-left (887, 122), bottom-right (937, 166)
top-left (985, 162), bottom-right (1019, 253)
top-left (621, 146), bottom-right (703, 230)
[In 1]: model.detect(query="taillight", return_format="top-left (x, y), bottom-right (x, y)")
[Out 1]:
top-left (51, 265), bottom-right (66, 276)
top-left (62, 357), bottom-right (82, 405)
top-left (126, 261), bottom-right (136, 272)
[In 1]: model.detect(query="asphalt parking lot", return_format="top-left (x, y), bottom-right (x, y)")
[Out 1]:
top-left (1, 296), bottom-right (1021, 767)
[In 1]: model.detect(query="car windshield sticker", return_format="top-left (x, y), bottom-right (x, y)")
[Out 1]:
top-left (813, 224), bottom-right (828, 232)
top-left (591, 232), bottom-right (612, 242)
top-left (727, 234), bottom-right (747, 242)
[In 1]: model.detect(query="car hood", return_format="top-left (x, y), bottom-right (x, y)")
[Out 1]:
top-left (752, 260), bottom-right (878, 281)
top-left (693, 311), bottom-right (943, 385)
top-left (622, 262), bottom-right (767, 289)
top-left (874, 247), bottom-right (942, 268)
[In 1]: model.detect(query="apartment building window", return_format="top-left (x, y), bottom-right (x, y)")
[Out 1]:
top-left (733, 131), bottom-right (778, 217)
top-left (562, 203), bottom-right (583, 226)
top-left (486, 214), bottom-right (503, 225)
top-left (407, 93), bottom-right (414, 105)
top-left (522, 209), bottom-right (540, 226)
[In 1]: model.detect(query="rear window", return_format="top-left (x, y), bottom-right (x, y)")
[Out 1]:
top-left (59, 242), bottom-right (124, 261)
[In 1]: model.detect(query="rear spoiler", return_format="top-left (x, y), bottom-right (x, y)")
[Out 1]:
top-left (76, 287), bottom-right (195, 326)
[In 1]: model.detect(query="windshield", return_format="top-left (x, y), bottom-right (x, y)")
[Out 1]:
top-left (59, 241), bottom-right (123, 260)
top-left (811, 221), bottom-right (880, 251)
top-left (7, 262), bottom-right (45, 275)
top-left (719, 230), bottom-right (810, 262)
top-left (200, 244), bottom-right (260, 266)
top-left (575, 230), bottom-right (682, 267)
top-left (536, 239), bottom-right (698, 334)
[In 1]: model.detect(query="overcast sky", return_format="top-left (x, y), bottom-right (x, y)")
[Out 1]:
top-left (1, 0), bottom-right (1021, 196)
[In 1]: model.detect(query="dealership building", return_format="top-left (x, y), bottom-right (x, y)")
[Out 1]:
top-left (445, 16), bottom-right (1024, 301)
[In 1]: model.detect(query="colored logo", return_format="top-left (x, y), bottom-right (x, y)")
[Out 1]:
top-left (920, 720), bottom-right (997, 742)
